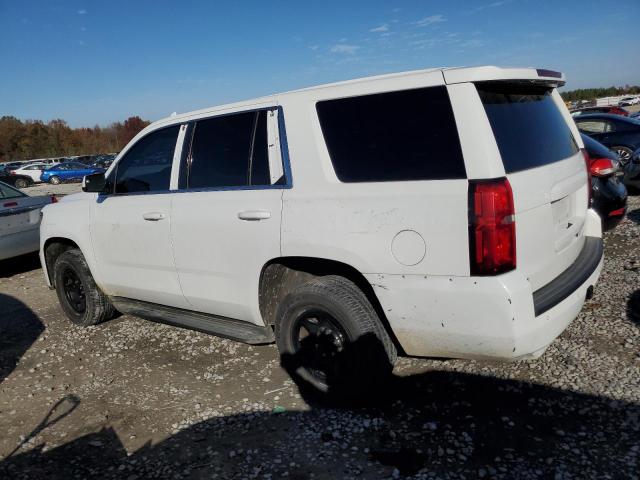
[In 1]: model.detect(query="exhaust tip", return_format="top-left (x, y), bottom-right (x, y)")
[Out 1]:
top-left (585, 285), bottom-right (594, 300)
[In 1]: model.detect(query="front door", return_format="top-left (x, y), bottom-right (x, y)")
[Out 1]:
top-left (90, 124), bottom-right (189, 309)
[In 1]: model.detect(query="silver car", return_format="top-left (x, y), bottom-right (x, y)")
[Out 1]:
top-left (0, 181), bottom-right (54, 261)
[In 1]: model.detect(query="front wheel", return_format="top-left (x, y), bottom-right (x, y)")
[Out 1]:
top-left (49, 176), bottom-right (61, 185)
top-left (53, 249), bottom-right (115, 326)
top-left (275, 275), bottom-right (396, 397)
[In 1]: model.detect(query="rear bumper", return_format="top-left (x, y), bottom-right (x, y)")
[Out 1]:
top-left (367, 235), bottom-right (603, 361)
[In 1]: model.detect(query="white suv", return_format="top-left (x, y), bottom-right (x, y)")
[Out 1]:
top-left (40, 66), bottom-right (603, 394)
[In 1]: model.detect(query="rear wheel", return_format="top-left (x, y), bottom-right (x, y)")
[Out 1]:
top-left (612, 146), bottom-right (633, 165)
top-left (275, 275), bottom-right (396, 397)
top-left (49, 176), bottom-right (61, 185)
top-left (53, 249), bottom-right (115, 326)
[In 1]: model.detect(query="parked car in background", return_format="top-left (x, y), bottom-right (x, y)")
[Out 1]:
top-left (40, 66), bottom-right (604, 394)
top-left (570, 106), bottom-right (629, 117)
top-left (11, 163), bottom-right (50, 183)
top-left (40, 162), bottom-right (105, 184)
top-left (0, 168), bottom-right (34, 188)
top-left (91, 154), bottom-right (116, 169)
top-left (619, 97), bottom-right (640, 107)
top-left (2, 161), bottom-right (29, 171)
top-left (574, 113), bottom-right (640, 165)
top-left (622, 147), bottom-right (640, 193)
top-left (581, 134), bottom-right (627, 229)
top-left (0, 181), bottom-right (55, 261)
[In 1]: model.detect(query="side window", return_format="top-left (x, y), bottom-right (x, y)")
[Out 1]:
top-left (604, 122), bottom-right (616, 133)
top-left (114, 125), bottom-right (180, 194)
top-left (187, 110), bottom-right (271, 189)
top-left (576, 120), bottom-right (605, 134)
top-left (316, 86), bottom-right (466, 182)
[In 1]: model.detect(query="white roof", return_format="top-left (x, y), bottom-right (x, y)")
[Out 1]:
top-left (148, 65), bottom-right (565, 131)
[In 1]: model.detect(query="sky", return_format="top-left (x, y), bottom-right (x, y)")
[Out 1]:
top-left (1, 0), bottom-right (639, 127)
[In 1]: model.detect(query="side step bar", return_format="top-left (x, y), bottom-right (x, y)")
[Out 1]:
top-left (110, 297), bottom-right (275, 345)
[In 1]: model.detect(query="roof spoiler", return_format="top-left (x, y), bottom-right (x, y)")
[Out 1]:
top-left (443, 66), bottom-right (565, 87)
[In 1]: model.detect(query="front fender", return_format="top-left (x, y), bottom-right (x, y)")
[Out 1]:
top-left (39, 194), bottom-right (99, 288)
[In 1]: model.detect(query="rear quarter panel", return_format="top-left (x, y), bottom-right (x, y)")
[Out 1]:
top-left (279, 72), bottom-right (470, 276)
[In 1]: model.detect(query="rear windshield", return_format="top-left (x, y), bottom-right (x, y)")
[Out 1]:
top-left (477, 83), bottom-right (578, 173)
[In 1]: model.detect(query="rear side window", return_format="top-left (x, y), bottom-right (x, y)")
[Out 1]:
top-left (316, 86), bottom-right (466, 182)
top-left (576, 120), bottom-right (608, 134)
top-left (188, 110), bottom-right (271, 189)
top-left (114, 125), bottom-right (179, 193)
top-left (477, 83), bottom-right (578, 173)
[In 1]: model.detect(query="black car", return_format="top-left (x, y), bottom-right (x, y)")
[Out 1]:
top-left (0, 169), bottom-right (34, 188)
top-left (581, 133), bottom-right (627, 229)
top-left (574, 113), bottom-right (640, 164)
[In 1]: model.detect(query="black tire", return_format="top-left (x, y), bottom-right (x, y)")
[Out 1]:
top-left (275, 275), bottom-right (396, 397)
top-left (14, 178), bottom-right (29, 189)
top-left (53, 249), bottom-right (115, 327)
top-left (49, 176), bottom-right (61, 185)
top-left (612, 146), bottom-right (633, 165)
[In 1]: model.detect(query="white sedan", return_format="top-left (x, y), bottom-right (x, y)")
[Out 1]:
top-left (0, 181), bottom-right (55, 261)
top-left (11, 163), bottom-right (52, 184)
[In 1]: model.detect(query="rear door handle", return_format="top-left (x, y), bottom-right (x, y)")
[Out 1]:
top-left (142, 212), bottom-right (167, 221)
top-left (237, 210), bottom-right (271, 221)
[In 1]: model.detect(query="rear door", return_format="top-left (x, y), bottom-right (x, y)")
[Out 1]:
top-left (170, 108), bottom-right (287, 325)
top-left (474, 82), bottom-right (589, 289)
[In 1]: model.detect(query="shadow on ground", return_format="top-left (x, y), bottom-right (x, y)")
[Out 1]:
top-left (1, 336), bottom-right (639, 479)
top-left (0, 293), bottom-right (44, 383)
top-left (0, 252), bottom-right (42, 278)
top-left (627, 290), bottom-right (640, 326)
top-left (628, 207), bottom-right (640, 225)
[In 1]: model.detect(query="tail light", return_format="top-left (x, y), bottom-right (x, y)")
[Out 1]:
top-left (582, 148), bottom-right (592, 206)
top-left (468, 178), bottom-right (516, 276)
top-left (50, 195), bottom-right (58, 204)
top-left (589, 157), bottom-right (617, 177)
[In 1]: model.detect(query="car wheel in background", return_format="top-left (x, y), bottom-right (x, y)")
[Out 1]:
top-left (53, 249), bottom-right (116, 327)
top-left (613, 146), bottom-right (633, 165)
top-left (14, 178), bottom-right (29, 189)
top-left (275, 275), bottom-right (397, 399)
top-left (49, 176), bottom-right (61, 185)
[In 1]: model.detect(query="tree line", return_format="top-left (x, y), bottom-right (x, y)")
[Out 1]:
top-left (560, 85), bottom-right (640, 102)
top-left (0, 116), bottom-right (150, 163)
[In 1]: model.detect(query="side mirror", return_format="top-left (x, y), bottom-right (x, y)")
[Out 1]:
top-left (82, 172), bottom-right (106, 193)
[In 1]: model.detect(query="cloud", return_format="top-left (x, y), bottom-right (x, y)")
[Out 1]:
top-left (370, 24), bottom-right (389, 33)
top-left (415, 15), bottom-right (445, 27)
top-left (392, 8), bottom-right (401, 13)
top-left (469, 0), bottom-right (512, 13)
top-left (460, 39), bottom-right (484, 48)
top-left (330, 44), bottom-right (360, 54)
top-left (308, 45), bottom-right (319, 51)
top-left (77, 9), bottom-right (87, 14)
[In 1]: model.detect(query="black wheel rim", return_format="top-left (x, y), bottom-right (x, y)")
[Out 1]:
top-left (291, 310), bottom-right (347, 384)
top-left (62, 267), bottom-right (86, 313)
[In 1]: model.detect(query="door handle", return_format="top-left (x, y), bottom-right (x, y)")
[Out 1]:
top-left (237, 210), bottom-right (271, 221)
top-left (142, 212), bottom-right (167, 221)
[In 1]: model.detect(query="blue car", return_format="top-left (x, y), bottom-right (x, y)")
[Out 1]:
top-left (40, 162), bottom-right (105, 185)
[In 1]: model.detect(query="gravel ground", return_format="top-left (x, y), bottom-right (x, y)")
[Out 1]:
top-left (0, 195), bottom-right (639, 479)
top-left (20, 182), bottom-right (83, 197)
